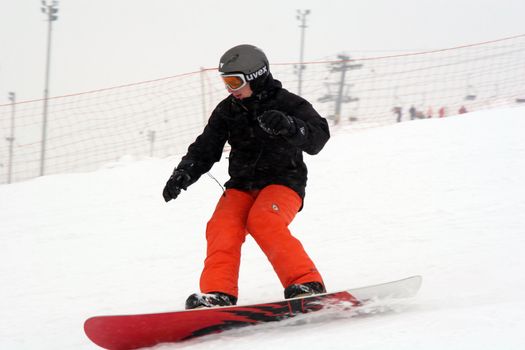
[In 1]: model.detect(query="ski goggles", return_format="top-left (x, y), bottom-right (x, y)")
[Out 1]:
top-left (221, 73), bottom-right (248, 91)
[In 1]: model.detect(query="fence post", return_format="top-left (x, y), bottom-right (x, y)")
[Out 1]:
top-left (7, 92), bottom-right (16, 183)
top-left (200, 67), bottom-right (207, 126)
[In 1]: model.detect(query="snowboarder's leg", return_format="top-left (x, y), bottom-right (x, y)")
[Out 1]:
top-left (247, 185), bottom-right (324, 289)
top-left (199, 189), bottom-right (254, 298)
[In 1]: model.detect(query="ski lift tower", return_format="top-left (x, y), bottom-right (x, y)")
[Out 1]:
top-left (318, 54), bottom-right (362, 124)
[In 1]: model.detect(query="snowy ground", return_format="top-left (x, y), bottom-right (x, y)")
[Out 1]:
top-left (1, 107), bottom-right (525, 349)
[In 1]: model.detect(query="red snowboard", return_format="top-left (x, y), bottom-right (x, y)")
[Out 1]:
top-left (84, 275), bottom-right (422, 350)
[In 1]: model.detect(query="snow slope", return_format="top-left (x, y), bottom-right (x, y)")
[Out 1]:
top-left (1, 107), bottom-right (525, 349)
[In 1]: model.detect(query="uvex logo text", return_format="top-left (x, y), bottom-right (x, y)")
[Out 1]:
top-left (246, 66), bottom-right (268, 81)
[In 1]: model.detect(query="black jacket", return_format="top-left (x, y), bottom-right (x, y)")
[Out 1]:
top-left (176, 75), bottom-right (330, 203)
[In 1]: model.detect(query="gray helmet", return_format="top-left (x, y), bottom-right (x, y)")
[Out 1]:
top-left (219, 44), bottom-right (270, 86)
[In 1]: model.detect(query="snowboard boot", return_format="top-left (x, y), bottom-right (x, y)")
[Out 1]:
top-left (185, 292), bottom-right (238, 310)
top-left (284, 281), bottom-right (326, 299)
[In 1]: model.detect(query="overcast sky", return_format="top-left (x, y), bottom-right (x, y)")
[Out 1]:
top-left (1, 0), bottom-right (524, 102)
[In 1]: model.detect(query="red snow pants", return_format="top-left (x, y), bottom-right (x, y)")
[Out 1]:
top-left (200, 185), bottom-right (323, 297)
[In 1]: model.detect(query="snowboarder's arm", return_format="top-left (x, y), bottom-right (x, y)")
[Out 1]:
top-left (275, 98), bottom-right (330, 155)
top-left (177, 110), bottom-right (228, 180)
top-left (163, 108), bottom-right (227, 201)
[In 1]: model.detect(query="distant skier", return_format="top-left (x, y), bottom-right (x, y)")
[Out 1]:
top-left (426, 106), bottom-right (433, 119)
top-left (409, 105), bottom-right (417, 120)
top-left (392, 106), bottom-right (403, 123)
top-left (162, 44), bottom-right (330, 309)
top-left (438, 106), bottom-right (446, 118)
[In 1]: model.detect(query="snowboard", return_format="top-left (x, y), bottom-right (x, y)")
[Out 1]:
top-left (84, 275), bottom-right (422, 350)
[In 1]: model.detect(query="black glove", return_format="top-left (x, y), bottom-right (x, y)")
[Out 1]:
top-left (257, 110), bottom-right (296, 136)
top-left (162, 169), bottom-right (192, 202)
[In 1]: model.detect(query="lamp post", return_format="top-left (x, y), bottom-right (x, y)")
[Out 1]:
top-left (40, 0), bottom-right (59, 177)
top-left (296, 9), bottom-right (310, 96)
top-left (6, 92), bottom-right (16, 183)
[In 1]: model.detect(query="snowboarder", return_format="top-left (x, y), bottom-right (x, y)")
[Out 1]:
top-left (162, 44), bottom-right (330, 309)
